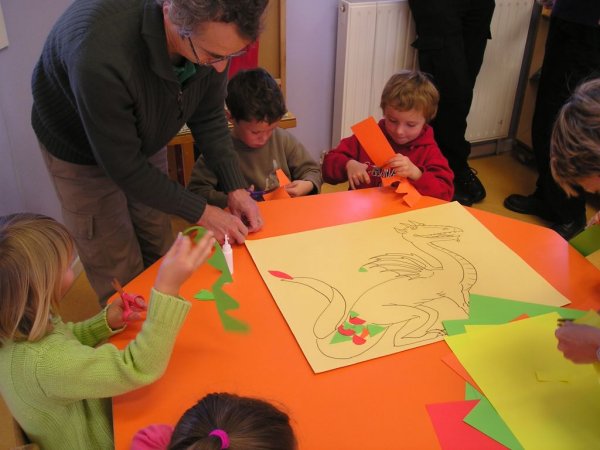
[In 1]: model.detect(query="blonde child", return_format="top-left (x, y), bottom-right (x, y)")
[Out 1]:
top-left (0, 213), bottom-right (214, 450)
top-left (322, 70), bottom-right (454, 201)
top-left (551, 78), bottom-right (600, 364)
top-left (131, 392), bottom-right (297, 450)
top-left (188, 68), bottom-right (322, 205)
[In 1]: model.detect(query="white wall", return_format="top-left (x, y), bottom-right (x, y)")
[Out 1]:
top-left (0, 0), bottom-right (69, 219)
top-left (286, 0), bottom-right (339, 161)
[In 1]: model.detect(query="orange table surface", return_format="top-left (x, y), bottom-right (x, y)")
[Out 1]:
top-left (111, 188), bottom-right (600, 450)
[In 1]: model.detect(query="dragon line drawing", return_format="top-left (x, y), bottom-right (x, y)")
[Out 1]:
top-left (269, 220), bottom-right (478, 360)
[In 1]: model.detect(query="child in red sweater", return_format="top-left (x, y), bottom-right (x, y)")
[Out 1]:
top-left (322, 70), bottom-right (454, 200)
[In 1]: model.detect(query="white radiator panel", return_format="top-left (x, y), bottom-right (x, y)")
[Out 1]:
top-left (332, 0), bottom-right (534, 147)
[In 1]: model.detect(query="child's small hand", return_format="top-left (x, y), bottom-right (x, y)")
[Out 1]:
top-left (106, 295), bottom-right (147, 330)
top-left (346, 160), bottom-right (370, 189)
top-left (284, 180), bottom-right (313, 197)
top-left (385, 154), bottom-right (422, 180)
top-left (154, 231), bottom-right (215, 297)
top-left (555, 322), bottom-right (600, 364)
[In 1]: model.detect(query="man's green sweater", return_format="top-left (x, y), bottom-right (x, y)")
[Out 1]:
top-left (31, 0), bottom-right (247, 223)
top-left (0, 290), bottom-right (190, 450)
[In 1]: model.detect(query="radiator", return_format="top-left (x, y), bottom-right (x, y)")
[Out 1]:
top-left (331, 0), bottom-right (534, 147)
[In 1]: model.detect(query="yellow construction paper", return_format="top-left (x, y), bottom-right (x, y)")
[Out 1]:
top-left (246, 202), bottom-right (570, 373)
top-left (446, 314), bottom-right (600, 449)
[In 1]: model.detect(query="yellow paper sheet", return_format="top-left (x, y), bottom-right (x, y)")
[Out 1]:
top-left (446, 313), bottom-right (600, 449)
top-left (246, 202), bottom-right (570, 373)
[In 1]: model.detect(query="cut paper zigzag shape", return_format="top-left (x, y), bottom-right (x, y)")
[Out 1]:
top-left (184, 226), bottom-right (249, 332)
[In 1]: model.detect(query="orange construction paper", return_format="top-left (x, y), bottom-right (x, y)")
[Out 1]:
top-left (351, 116), bottom-right (421, 207)
top-left (351, 116), bottom-right (395, 166)
top-left (262, 169), bottom-right (291, 201)
top-left (442, 352), bottom-right (482, 393)
top-left (111, 189), bottom-right (600, 450)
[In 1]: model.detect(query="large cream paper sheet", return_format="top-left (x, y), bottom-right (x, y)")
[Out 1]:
top-left (246, 202), bottom-right (570, 372)
top-left (445, 314), bottom-right (600, 449)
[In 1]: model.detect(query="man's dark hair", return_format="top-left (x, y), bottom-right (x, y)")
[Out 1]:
top-left (226, 67), bottom-right (286, 124)
top-left (158, 0), bottom-right (269, 41)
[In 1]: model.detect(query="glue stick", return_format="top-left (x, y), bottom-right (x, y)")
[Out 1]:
top-left (223, 234), bottom-right (234, 275)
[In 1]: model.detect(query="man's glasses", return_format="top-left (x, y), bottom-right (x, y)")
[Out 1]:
top-left (188, 37), bottom-right (248, 66)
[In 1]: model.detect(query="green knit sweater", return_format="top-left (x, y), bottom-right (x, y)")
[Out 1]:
top-left (0, 289), bottom-right (190, 450)
top-left (31, 0), bottom-right (247, 223)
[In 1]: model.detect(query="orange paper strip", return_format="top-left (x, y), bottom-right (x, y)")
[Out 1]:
top-left (351, 117), bottom-right (421, 207)
top-left (262, 170), bottom-right (291, 201)
top-left (351, 117), bottom-right (395, 167)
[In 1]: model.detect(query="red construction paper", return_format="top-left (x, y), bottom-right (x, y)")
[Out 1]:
top-left (426, 400), bottom-right (508, 450)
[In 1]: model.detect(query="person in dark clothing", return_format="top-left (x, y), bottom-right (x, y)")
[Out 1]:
top-left (32, 0), bottom-right (267, 303)
top-left (408, 0), bottom-right (495, 206)
top-left (504, 0), bottom-right (600, 240)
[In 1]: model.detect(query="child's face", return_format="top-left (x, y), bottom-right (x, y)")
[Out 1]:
top-left (382, 106), bottom-right (426, 145)
top-left (232, 119), bottom-right (279, 149)
top-left (577, 175), bottom-right (600, 194)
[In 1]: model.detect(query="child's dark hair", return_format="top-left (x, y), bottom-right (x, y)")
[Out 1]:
top-left (167, 392), bottom-right (297, 450)
top-left (226, 68), bottom-right (286, 124)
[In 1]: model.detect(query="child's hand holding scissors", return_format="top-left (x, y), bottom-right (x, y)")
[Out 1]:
top-left (107, 278), bottom-right (147, 329)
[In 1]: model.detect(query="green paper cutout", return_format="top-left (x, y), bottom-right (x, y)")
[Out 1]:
top-left (464, 382), bottom-right (482, 401)
top-left (358, 266), bottom-right (367, 272)
top-left (184, 226), bottom-right (248, 332)
top-left (569, 225), bottom-right (600, 256)
top-left (330, 332), bottom-right (353, 344)
top-left (367, 323), bottom-right (386, 336)
top-left (463, 383), bottom-right (523, 449)
top-left (443, 294), bottom-right (585, 336)
top-left (349, 310), bottom-right (359, 318)
top-left (194, 289), bottom-right (214, 300)
top-left (465, 394), bottom-right (523, 449)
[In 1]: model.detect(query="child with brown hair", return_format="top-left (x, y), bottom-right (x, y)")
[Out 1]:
top-left (188, 67), bottom-right (322, 205)
top-left (0, 213), bottom-right (214, 450)
top-left (551, 78), bottom-right (600, 364)
top-left (131, 392), bottom-right (297, 450)
top-left (322, 70), bottom-right (454, 200)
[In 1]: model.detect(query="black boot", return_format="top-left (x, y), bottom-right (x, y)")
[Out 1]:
top-left (453, 167), bottom-right (486, 206)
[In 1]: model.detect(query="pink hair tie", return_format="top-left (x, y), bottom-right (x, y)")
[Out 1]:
top-left (209, 429), bottom-right (230, 449)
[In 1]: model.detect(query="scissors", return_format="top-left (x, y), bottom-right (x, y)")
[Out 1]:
top-left (111, 278), bottom-right (144, 322)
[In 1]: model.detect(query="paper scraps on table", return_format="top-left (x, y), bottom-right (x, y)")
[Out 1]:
top-left (185, 226), bottom-right (249, 332)
top-left (351, 116), bottom-right (421, 207)
top-left (426, 399), bottom-right (508, 450)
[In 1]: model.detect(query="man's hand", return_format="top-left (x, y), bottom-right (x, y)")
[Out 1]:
top-left (284, 180), bottom-right (314, 197)
top-left (197, 204), bottom-right (248, 244)
top-left (227, 189), bottom-right (264, 234)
